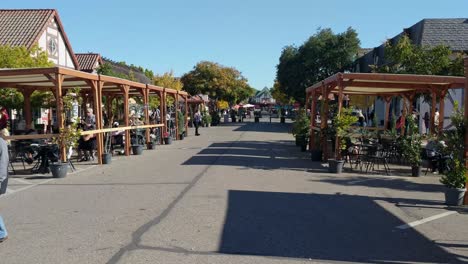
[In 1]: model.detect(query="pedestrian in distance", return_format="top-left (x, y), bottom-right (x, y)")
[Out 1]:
top-left (194, 110), bottom-right (201, 136)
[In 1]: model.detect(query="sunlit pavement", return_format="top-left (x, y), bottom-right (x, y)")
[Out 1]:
top-left (1, 118), bottom-right (467, 264)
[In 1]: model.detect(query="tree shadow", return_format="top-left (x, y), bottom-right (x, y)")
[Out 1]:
top-left (219, 190), bottom-right (462, 263)
top-left (182, 140), bottom-right (327, 173)
top-left (233, 121), bottom-right (292, 133)
top-left (311, 176), bottom-right (446, 194)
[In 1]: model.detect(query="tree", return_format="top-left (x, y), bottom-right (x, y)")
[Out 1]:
top-left (271, 81), bottom-right (293, 105)
top-left (372, 35), bottom-right (464, 76)
top-left (0, 45), bottom-right (53, 109)
top-left (181, 61), bottom-right (255, 105)
top-left (276, 28), bottom-right (360, 104)
top-left (153, 70), bottom-right (183, 90)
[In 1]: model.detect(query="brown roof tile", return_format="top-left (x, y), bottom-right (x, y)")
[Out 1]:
top-left (76, 53), bottom-right (101, 72)
top-left (0, 9), bottom-right (55, 47)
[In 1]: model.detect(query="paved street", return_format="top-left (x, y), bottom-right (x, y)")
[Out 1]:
top-left (1, 119), bottom-right (467, 264)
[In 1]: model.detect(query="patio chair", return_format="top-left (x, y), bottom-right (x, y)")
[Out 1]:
top-left (362, 144), bottom-right (390, 175)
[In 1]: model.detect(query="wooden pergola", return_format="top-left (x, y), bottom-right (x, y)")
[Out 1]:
top-left (306, 59), bottom-right (468, 204)
top-left (0, 66), bottom-right (189, 164)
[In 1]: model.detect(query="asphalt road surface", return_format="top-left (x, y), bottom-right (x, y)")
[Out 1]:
top-left (1, 118), bottom-right (467, 264)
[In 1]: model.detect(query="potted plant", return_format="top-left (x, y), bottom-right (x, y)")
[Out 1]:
top-left (440, 101), bottom-right (466, 205)
top-left (177, 109), bottom-right (185, 140)
top-left (102, 132), bottom-right (112, 164)
top-left (202, 113), bottom-right (212, 127)
top-left (399, 115), bottom-right (422, 176)
top-left (292, 109), bottom-right (310, 152)
top-left (328, 108), bottom-right (358, 173)
top-left (163, 131), bottom-right (172, 145)
top-left (51, 121), bottom-right (81, 178)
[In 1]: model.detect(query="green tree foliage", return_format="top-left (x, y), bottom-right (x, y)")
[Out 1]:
top-left (271, 81), bottom-right (293, 105)
top-left (0, 45), bottom-right (53, 109)
top-left (372, 35), bottom-right (464, 76)
top-left (153, 70), bottom-right (183, 90)
top-left (276, 28), bottom-right (360, 104)
top-left (181, 61), bottom-right (255, 105)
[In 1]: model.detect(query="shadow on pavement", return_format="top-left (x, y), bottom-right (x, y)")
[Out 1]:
top-left (182, 140), bottom-right (326, 172)
top-left (219, 190), bottom-right (462, 263)
top-left (233, 121), bottom-right (292, 133)
top-left (311, 177), bottom-right (446, 194)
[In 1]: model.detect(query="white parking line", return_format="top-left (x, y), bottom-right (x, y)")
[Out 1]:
top-left (2, 179), bottom-right (55, 198)
top-left (11, 178), bottom-right (33, 185)
top-left (396, 211), bottom-right (457, 230)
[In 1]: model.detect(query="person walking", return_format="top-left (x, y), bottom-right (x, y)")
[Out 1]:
top-left (0, 137), bottom-right (9, 242)
top-left (423, 112), bottom-right (430, 134)
top-left (194, 110), bottom-right (201, 136)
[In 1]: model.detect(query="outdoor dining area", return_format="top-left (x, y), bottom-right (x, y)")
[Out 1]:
top-left (305, 71), bottom-right (468, 179)
top-left (0, 66), bottom-right (190, 177)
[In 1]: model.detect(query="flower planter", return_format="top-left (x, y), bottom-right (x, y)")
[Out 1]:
top-left (132, 145), bottom-right (144, 155)
top-left (300, 143), bottom-right (307, 152)
top-left (50, 163), bottom-right (68, 178)
top-left (328, 159), bottom-right (345, 174)
top-left (411, 166), bottom-right (422, 177)
top-left (310, 149), bottom-right (322, 161)
top-left (164, 137), bottom-right (172, 145)
top-left (102, 153), bottom-right (112, 164)
top-left (179, 133), bottom-right (184, 140)
top-left (147, 142), bottom-right (155, 150)
top-left (444, 188), bottom-right (466, 206)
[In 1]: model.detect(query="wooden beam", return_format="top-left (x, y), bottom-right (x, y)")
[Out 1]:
top-left (321, 84), bottom-right (329, 161)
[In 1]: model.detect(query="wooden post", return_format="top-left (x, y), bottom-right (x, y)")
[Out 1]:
top-left (159, 91), bottom-right (164, 144)
top-left (143, 86), bottom-right (150, 145)
top-left (384, 96), bottom-right (391, 130)
top-left (463, 58), bottom-right (468, 205)
top-left (121, 85), bottom-right (130, 156)
top-left (175, 92), bottom-right (179, 140)
top-left (439, 89), bottom-right (447, 135)
top-left (321, 84), bottom-right (329, 161)
top-left (55, 73), bottom-right (66, 162)
top-left (335, 79), bottom-right (344, 160)
top-left (91, 80), bottom-right (103, 165)
top-left (309, 91), bottom-right (316, 151)
top-left (400, 95), bottom-right (409, 136)
top-left (184, 95), bottom-right (188, 137)
top-left (430, 90), bottom-right (437, 135)
top-left (22, 89), bottom-right (33, 130)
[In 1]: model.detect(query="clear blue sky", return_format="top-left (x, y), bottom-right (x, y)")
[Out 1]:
top-left (3, 0), bottom-right (468, 90)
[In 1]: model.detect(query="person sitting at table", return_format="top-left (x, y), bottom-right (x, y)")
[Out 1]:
top-left (77, 124), bottom-right (96, 161)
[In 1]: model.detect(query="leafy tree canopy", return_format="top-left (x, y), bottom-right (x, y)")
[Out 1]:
top-left (276, 28), bottom-right (360, 104)
top-left (0, 45), bottom-right (53, 109)
top-left (153, 70), bottom-right (183, 90)
top-left (271, 81), bottom-right (293, 105)
top-left (181, 61), bottom-right (255, 105)
top-left (372, 35), bottom-right (464, 76)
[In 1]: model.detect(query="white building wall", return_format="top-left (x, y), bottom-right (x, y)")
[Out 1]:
top-left (36, 18), bottom-right (76, 69)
